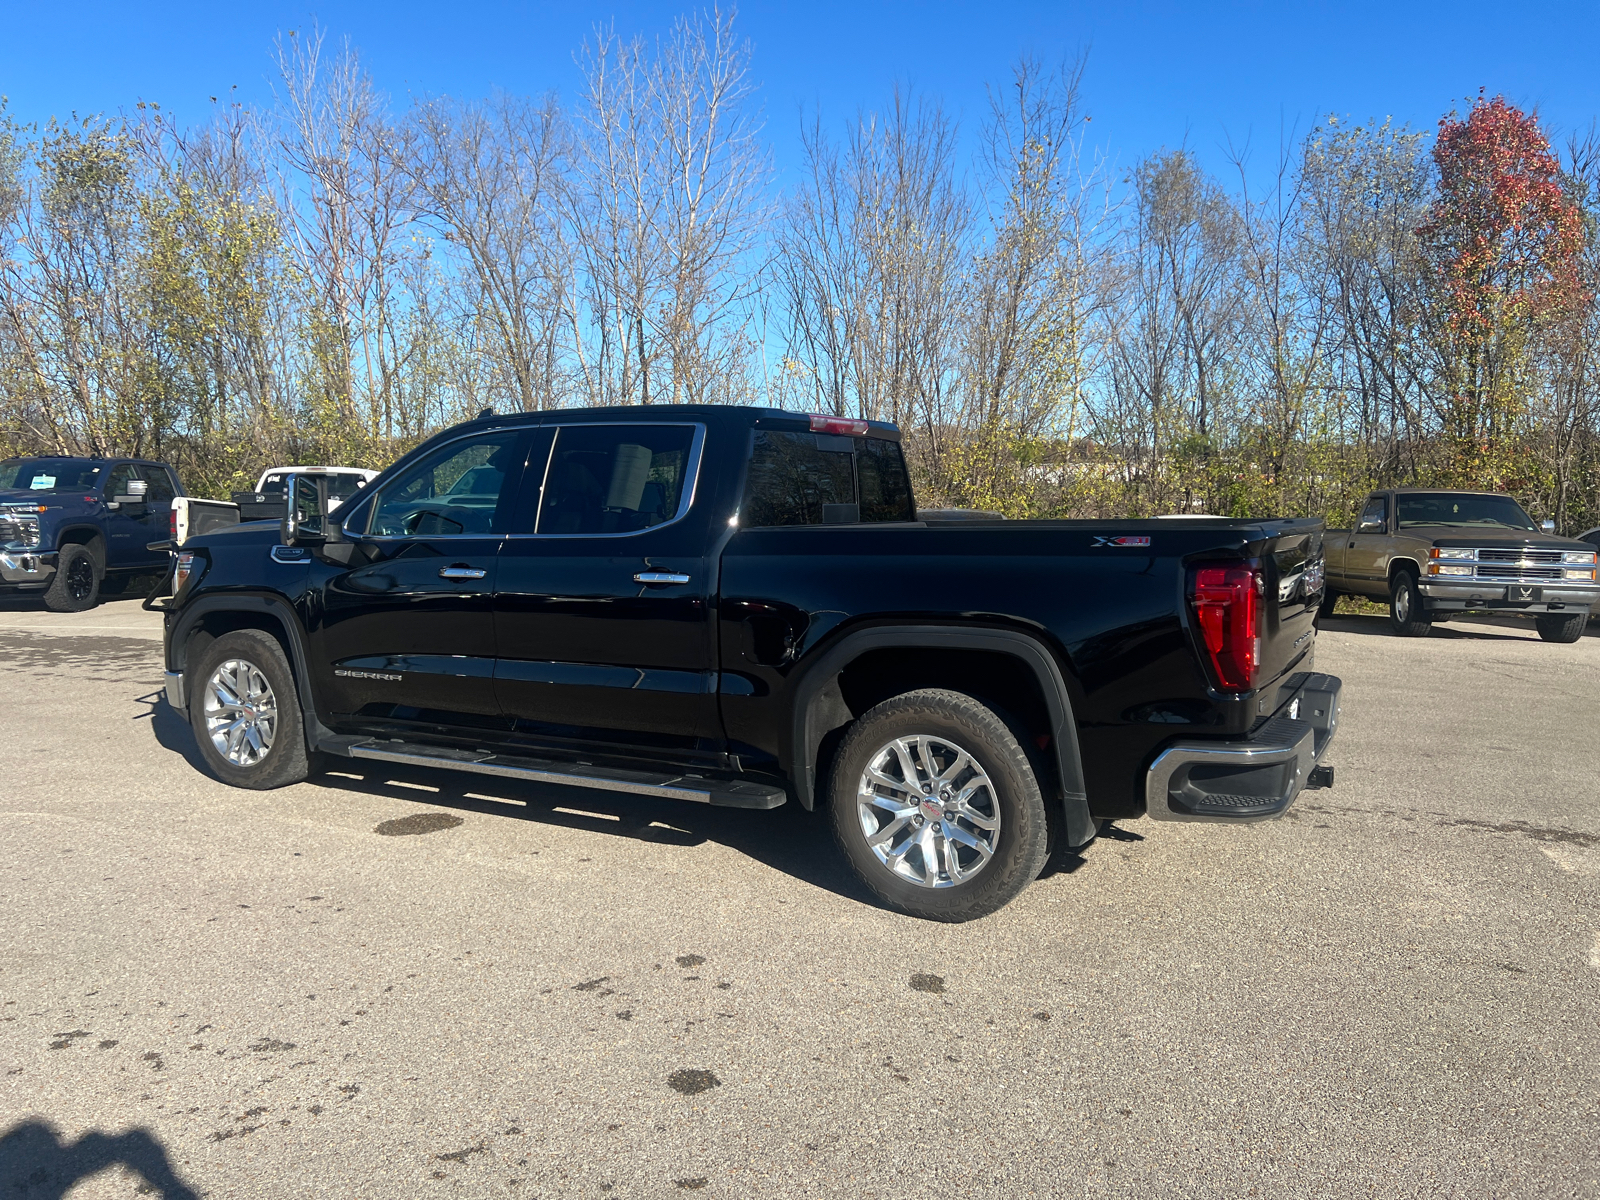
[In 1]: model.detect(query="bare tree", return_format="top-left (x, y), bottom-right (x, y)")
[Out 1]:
top-left (778, 85), bottom-right (971, 442)
top-left (404, 91), bottom-right (573, 412)
top-left (571, 6), bottom-right (769, 406)
top-left (266, 27), bottom-right (418, 439)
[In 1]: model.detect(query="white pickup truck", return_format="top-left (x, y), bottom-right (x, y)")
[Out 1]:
top-left (164, 467), bottom-right (378, 550)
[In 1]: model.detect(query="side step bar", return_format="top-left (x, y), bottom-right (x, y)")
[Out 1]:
top-left (345, 739), bottom-right (787, 810)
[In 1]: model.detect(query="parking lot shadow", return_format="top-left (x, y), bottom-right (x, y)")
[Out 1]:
top-left (305, 753), bottom-right (882, 905)
top-left (0, 1118), bottom-right (199, 1199)
top-left (141, 691), bottom-right (211, 775)
top-left (148, 697), bottom-right (1107, 911)
top-left (1317, 613), bottom-right (1596, 641)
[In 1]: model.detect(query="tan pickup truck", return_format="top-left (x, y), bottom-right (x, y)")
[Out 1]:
top-left (1323, 489), bottom-right (1599, 642)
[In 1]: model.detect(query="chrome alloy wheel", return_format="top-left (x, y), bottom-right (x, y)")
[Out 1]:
top-left (855, 735), bottom-right (1000, 888)
top-left (202, 658), bottom-right (278, 768)
top-left (1394, 581), bottom-right (1411, 622)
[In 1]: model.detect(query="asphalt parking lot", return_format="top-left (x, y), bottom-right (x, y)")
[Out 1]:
top-left (1, 600), bottom-right (1597, 1199)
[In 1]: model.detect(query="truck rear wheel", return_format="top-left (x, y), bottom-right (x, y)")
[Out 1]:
top-left (1535, 612), bottom-right (1588, 643)
top-left (189, 629), bottom-right (310, 789)
top-left (42, 544), bottom-right (100, 613)
top-left (1389, 571), bottom-right (1431, 637)
top-left (827, 688), bottom-right (1050, 923)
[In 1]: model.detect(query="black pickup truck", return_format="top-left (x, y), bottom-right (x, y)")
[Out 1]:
top-left (154, 406), bottom-right (1341, 921)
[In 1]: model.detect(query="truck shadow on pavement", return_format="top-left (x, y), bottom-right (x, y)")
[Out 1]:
top-left (146, 696), bottom-right (1092, 909)
top-left (0, 1118), bottom-right (199, 1200)
top-left (1318, 613), bottom-right (1599, 641)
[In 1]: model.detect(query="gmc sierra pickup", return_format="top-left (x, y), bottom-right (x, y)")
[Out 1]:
top-left (1323, 489), bottom-right (1598, 641)
top-left (153, 405), bottom-right (1341, 921)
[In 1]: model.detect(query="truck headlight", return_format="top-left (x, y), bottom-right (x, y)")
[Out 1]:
top-left (0, 511), bottom-right (42, 549)
top-left (1561, 550), bottom-right (1598, 564)
top-left (1431, 547), bottom-right (1475, 560)
top-left (1564, 568), bottom-right (1597, 581)
top-left (1428, 564), bottom-right (1474, 576)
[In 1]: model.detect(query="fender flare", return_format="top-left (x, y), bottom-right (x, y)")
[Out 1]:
top-left (1387, 557), bottom-right (1423, 589)
top-left (784, 624), bottom-right (1095, 847)
top-left (168, 593), bottom-right (336, 750)
top-left (53, 524), bottom-right (106, 567)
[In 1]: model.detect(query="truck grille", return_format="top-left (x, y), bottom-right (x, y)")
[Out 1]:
top-left (1477, 548), bottom-right (1562, 564)
top-left (1473, 564), bottom-right (1565, 581)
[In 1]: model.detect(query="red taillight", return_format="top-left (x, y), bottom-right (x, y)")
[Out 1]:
top-left (169, 508), bottom-right (179, 541)
top-left (809, 413), bottom-right (870, 436)
top-left (1189, 564), bottom-right (1261, 692)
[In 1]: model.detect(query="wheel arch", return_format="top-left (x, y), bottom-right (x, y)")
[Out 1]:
top-left (1388, 556), bottom-right (1423, 586)
top-left (170, 594), bottom-right (334, 748)
top-left (55, 525), bottom-right (105, 568)
top-left (784, 624), bottom-right (1095, 847)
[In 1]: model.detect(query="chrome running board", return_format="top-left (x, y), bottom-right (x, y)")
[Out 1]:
top-left (345, 739), bottom-right (787, 810)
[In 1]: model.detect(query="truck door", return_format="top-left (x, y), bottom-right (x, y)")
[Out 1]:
top-left (311, 429), bottom-right (534, 733)
top-left (492, 421), bottom-right (721, 759)
top-left (102, 463), bottom-right (162, 569)
top-left (1344, 494), bottom-right (1390, 595)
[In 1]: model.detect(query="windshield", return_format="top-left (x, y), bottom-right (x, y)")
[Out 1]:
top-left (0, 458), bottom-right (105, 493)
top-left (1395, 493), bottom-right (1538, 531)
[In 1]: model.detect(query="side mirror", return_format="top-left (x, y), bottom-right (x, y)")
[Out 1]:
top-left (282, 473), bottom-right (337, 547)
top-left (112, 479), bottom-right (149, 506)
top-left (1358, 519), bottom-right (1385, 534)
top-left (1541, 519), bottom-right (1556, 534)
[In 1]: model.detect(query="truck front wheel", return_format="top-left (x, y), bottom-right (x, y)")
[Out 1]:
top-left (189, 629), bottom-right (310, 789)
top-left (1389, 571), bottom-right (1431, 637)
top-left (42, 544), bottom-right (100, 613)
top-left (827, 688), bottom-right (1050, 922)
top-left (1535, 612), bottom-right (1588, 643)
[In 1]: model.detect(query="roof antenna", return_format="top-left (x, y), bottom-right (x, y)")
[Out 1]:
top-left (477, 407), bottom-right (495, 420)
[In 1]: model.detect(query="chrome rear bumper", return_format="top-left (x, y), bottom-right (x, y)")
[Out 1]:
top-left (1145, 673), bottom-right (1342, 822)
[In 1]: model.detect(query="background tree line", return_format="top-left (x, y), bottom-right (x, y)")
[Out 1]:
top-left (3, 12), bottom-right (1599, 532)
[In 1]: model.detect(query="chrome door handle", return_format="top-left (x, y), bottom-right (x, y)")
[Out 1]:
top-left (634, 571), bottom-right (691, 585)
top-left (439, 566), bottom-right (487, 580)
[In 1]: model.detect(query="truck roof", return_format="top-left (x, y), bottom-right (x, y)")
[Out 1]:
top-left (450, 404), bottom-right (904, 441)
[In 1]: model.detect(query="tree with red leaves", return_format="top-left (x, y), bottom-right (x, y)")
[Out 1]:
top-left (1418, 94), bottom-right (1587, 486)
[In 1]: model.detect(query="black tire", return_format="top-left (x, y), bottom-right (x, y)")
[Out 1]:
top-left (827, 688), bottom-right (1051, 922)
top-left (1316, 588), bottom-right (1339, 621)
top-left (1535, 612), bottom-right (1588, 643)
top-left (42, 544), bottom-right (100, 612)
top-left (188, 629), bottom-right (310, 789)
top-left (1388, 571), bottom-right (1431, 637)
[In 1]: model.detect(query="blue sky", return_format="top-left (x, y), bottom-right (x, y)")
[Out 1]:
top-left (4, 1), bottom-right (1599, 186)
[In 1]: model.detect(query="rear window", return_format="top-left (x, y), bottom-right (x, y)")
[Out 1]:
top-left (740, 431), bottom-right (914, 527)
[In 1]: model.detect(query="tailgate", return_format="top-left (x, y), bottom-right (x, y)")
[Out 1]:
top-left (1256, 522), bottom-right (1324, 691)
top-left (174, 497), bottom-right (241, 545)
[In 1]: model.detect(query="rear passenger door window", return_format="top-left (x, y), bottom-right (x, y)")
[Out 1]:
top-left (536, 424), bottom-right (698, 535)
